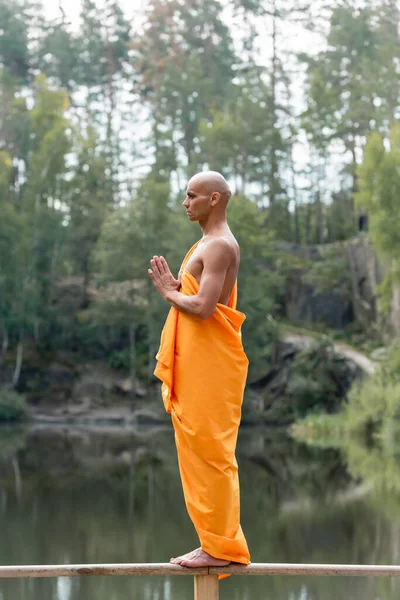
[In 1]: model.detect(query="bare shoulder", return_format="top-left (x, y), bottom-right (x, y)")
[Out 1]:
top-left (203, 235), bottom-right (239, 264)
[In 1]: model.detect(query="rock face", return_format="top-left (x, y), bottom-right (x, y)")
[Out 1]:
top-left (284, 267), bottom-right (354, 328)
top-left (242, 337), bottom-right (362, 425)
top-left (14, 353), bottom-right (147, 410)
top-left (280, 236), bottom-right (384, 332)
top-left (344, 236), bottom-right (384, 330)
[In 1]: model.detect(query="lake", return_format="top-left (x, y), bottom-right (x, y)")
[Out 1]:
top-left (0, 422), bottom-right (399, 600)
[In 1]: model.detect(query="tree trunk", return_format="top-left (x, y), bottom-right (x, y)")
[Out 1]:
top-left (105, 19), bottom-right (116, 201)
top-left (268, 0), bottom-right (278, 207)
top-left (392, 280), bottom-right (400, 337)
top-left (305, 201), bottom-right (312, 245)
top-left (315, 190), bottom-right (324, 244)
top-left (289, 149), bottom-right (300, 244)
top-left (11, 329), bottom-right (24, 389)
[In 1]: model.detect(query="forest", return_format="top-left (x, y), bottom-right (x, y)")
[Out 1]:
top-left (1, 0), bottom-right (400, 426)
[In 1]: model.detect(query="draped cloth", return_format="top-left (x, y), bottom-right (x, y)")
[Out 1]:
top-left (154, 241), bottom-right (250, 565)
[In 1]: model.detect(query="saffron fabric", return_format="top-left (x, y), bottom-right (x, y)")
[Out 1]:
top-left (154, 241), bottom-right (250, 565)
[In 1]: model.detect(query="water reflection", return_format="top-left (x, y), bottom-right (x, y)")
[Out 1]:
top-left (56, 578), bottom-right (72, 600)
top-left (0, 423), bottom-right (399, 599)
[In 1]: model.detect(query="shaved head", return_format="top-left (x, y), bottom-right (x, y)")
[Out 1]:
top-left (188, 171), bottom-right (231, 203)
top-left (183, 171), bottom-right (232, 224)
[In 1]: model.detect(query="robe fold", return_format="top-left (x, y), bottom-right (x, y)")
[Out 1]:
top-left (154, 241), bottom-right (250, 565)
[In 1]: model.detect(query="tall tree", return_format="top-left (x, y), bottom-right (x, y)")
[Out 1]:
top-left (133, 0), bottom-right (236, 174)
top-left (301, 4), bottom-right (378, 194)
top-left (0, 0), bottom-right (31, 82)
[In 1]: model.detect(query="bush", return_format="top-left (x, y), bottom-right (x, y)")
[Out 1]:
top-left (0, 390), bottom-right (26, 422)
top-left (287, 340), bottom-right (354, 417)
top-left (106, 349), bottom-right (131, 371)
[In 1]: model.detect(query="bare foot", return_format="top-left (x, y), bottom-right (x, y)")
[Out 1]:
top-left (170, 548), bottom-right (199, 565)
top-left (170, 547), bottom-right (230, 568)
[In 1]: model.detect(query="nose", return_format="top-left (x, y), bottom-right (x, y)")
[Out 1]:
top-left (183, 197), bottom-right (189, 208)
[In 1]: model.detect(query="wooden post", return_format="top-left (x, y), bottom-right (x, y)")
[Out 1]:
top-left (194, 575), bottom-right (219, 600)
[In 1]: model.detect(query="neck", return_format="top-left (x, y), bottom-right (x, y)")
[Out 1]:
top-left (199, 211), bottom-right (228, 236)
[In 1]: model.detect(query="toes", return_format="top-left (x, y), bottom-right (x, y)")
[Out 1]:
top-left (180, 560), bottom-right (190, 568)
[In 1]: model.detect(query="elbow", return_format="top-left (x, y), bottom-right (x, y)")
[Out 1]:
top-left (197, 306), bottom-right (215, 320)
top-left (192, 295), bottom-right (215, 320)
top-left (198, 312), bottom-right (211, 321)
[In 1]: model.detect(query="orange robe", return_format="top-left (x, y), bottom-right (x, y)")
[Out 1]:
top-left (154, 241), bottom-right (250, 565)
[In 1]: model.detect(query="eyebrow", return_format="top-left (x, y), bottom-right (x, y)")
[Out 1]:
top-left (186, 189), bottom-right (197, 195)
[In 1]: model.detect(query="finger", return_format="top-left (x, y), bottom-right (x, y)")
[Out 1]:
top-left (150, 258), bottom-right (161, 276)
top-left (148, 269), bottom-right (154, 278)
top-left (159, 256), bottom-right (169, 274)
top-left (155, 256), bottom-right (167, 275)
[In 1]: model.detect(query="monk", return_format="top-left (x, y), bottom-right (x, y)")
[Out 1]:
top-left (148, 171), bottom-right (250, 570)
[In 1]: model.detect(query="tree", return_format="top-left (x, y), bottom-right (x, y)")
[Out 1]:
top-left (62, 123), bottom-right (111, 309)
top-left (0, 0), bottom-right (31, 82)
top-left (133, 0), bottom-right (236, 173)
top-left (356, 126), bottom-right (400, 334)
top-left (301, 4), bottom-right (378, 194)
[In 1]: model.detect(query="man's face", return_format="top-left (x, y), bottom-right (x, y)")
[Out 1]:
top-left (182, 179), bottom-right (212, 222)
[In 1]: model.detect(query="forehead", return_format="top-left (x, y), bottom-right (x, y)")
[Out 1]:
top-left (186, 177), bottom-right (207, 194)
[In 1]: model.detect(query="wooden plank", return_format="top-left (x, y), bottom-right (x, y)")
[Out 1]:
top-left (0, 563), bottom-right (208, 579)
top-left (194, 575), bottom-right (219, 600)
top-left (210, 563), bottom-right (400, 577)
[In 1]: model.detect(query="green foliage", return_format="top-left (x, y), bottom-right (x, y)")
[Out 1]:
top-left (381, 343), bottom-right (400, 384)
top-left (0, 0), bottom-right (30, 82)
top-left (356, 127), bottom-right (400, 285)
top-left (286, 340), bottom-right (352, 417)
top-left (294, 343), bottom-right (400, 441)
top-left (0, 390), bottom-right (26, 421)
top-left (106, 349), bottom-right (131, 371)
top-left (301, 5), bottom-right (378, 153)
top-left (345, 379), bottom-right (400, 433)
top-left (303, 245), bottom-right (352, 300)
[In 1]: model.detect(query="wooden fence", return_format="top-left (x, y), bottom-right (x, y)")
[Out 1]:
top-left (2, 562), bottom-right (400, 599)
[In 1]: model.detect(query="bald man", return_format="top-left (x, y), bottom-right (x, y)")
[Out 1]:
top-left (148, 171), bottom-right (250, 569)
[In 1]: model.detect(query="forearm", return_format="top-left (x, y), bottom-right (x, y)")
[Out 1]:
top-left (165, 290), bottom-right (206, 319)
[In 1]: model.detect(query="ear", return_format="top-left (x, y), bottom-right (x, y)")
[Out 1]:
top-left (211, 192), bottom-right (221, 206)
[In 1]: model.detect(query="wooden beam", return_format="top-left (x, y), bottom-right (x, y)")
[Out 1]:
top-left (210, 563), bottom-right (400, 577)
top-left (194, 575), bottom-right (219, 600)
top-left (2, 562), bottom-right (400, 579)
top-left (0, 563), bottom-right (208, 578)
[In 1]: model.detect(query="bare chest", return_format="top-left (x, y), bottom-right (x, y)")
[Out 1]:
top-left (184, 249), bottom-right (204, 284)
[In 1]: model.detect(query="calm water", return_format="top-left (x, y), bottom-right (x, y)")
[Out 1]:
top-left (0, 422), bottom-right (399, 600)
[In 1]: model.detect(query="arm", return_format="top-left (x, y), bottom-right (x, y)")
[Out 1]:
top-left (148, 241), bottom-right (231, 320)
